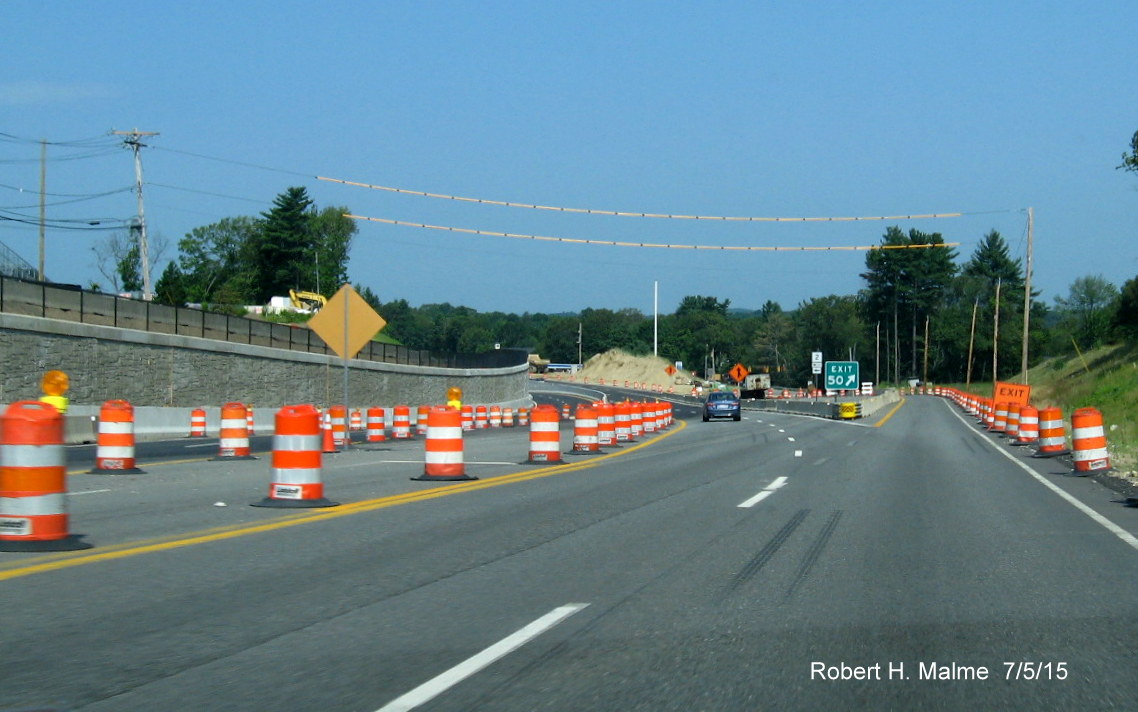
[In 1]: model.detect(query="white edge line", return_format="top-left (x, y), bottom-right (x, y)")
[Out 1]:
top-left (376, 603), bottom-right (590, 712)
top-left (766, 476), bottom-right (789, 490)
top-left (66, 489), bottom-right (112, 496)
top-left (943, 401), bottom-right (1138, 552)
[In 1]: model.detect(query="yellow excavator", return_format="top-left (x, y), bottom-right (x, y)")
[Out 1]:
top-left (289, 289), bottom-right (327, 313)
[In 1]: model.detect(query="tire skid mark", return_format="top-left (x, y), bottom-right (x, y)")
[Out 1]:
top-left (729, 509), bottom-right (810, 591)
top-left (784, 510), bottom-right (843, 600)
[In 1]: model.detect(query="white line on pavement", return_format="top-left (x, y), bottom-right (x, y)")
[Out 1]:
top-left (66, 489), bottom-right (112, 496)
top-left (794, 450), bottom-right (803, 457)
top-left (376, 603), bottom-right (590, 712)
top-left (944, 401), bottom-right (1138, 554)
top-left (737, 491), bottom-right (772, 508)
top-left (738, 477), bottom-right (788, 508)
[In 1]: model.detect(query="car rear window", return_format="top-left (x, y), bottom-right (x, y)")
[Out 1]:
top-left (709, 392), bottom-right (736, 401)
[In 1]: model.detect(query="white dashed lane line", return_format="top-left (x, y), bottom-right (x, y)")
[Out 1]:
top-left (738, 476), bottom-right (789, 508)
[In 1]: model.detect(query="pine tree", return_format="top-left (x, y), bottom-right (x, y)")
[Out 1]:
top-left (251, 186), bottom-right (314, 301)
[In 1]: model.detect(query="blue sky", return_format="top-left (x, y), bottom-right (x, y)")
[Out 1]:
top-left (3, 1), bottom-right (1136, 316)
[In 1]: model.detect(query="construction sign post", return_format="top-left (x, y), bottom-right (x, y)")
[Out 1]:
top-left (307, 285), bottom-right (388, 449)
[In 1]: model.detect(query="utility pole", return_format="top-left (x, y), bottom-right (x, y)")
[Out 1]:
top-left (993, 278), bottom-right (1002, 383)
top-left (653, 280), bottom-right (658, 357)
top-left (38, 140), bottom-right (46, 281)
top-left (113, 128), bottom-right (159, 300)
top-left (1020, 206), bottom-right (1033, 383)
top-left (922, 315), bottom-right (930, 385)
top-left (577, 322), bottom-right (582, 369)
top-left (966, 298), bottom-right (979, 386)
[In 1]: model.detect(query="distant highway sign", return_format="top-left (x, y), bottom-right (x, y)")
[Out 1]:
top-left (824, 361), bottom-right (860, 390)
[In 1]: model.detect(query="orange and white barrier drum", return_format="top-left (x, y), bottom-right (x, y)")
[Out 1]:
top-left (1015, 405), bottom-right (1039, 445)
top-left (414, 407), bottom-right (474, 481)
top-left (91, 399), bottom-right (144, 473)
top-left (461, 405), bottom-right (474, 431)
top-left (246, 406), bottom-right (256, 437)
top-left (1004, 404), bottom-right (1021, 440)
top-left (573, 405), bottom-right (599, 453)
top-left (392, 405), bottom-right (412, 439)
top-left (0, 401), bottom-right (91, 551)
top-left (215, 402), bottom-right (255, 459)
top-left (416, 405), bottom-right (430, 436)
top-left (350, 409), bottom-right (363, 431)
top-left (642, 403), bottom-right (657, 434)
top-left (1071, 407), bottom-right (1110, 473)
top-left (329, 405), bottom-right (348, 447)
top-left (490, 406), bottom-right (502, 428)
top-left (475, 405), bottom-right (489, 430)
top-left (1033, 407), bottom-right (1069, 457)
top-left (614, 402), bottom-right (632, 442)
top-left (518, 408), bottom-right (530, 427)
top-left (629, 402), bottom-right (643, 440)
top-left (597, 402), bottom-right (616, 446)
top-left (561, 404), bottom-right (571, 420)
top-left (366, 407), bottom-right (386, 442)
top-left (503, 408), bottom-right (515, 427)
top-left (252, 404), bottom-right (338, 508)
top-left (990, 402), bottom-right (1008, 433)
top-left (529, 405), bottom-right (561, 463)
top-left (189, 408), bottom-right (207, 437)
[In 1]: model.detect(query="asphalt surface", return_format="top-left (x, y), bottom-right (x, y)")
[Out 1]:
top-left (4, 391), bottom-right (1138, 710)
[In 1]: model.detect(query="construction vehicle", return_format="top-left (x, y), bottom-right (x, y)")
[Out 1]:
top-left (739, 372), bottom-right (771, 399)
top-left (288, 289), bottom-right (327, 313)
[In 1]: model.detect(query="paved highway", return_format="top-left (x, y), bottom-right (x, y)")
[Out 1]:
top-left (3, 392), bottom-right (1138, 710)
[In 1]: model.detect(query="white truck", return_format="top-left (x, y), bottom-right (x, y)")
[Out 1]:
top-left (739, 372), bottom-right (771, 399)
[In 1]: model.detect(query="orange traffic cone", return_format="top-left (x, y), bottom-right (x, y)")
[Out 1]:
top-left (321, 411), bottom-right (338, 454)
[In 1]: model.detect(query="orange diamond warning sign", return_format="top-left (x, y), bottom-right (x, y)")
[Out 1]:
top-left (728, 363), bottom-right (749, 382)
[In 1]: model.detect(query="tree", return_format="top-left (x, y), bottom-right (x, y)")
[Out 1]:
top-left (93, 228), bottom-right (168, 294)
top-left (153, 261), bottom-right (188, 306)
top-left (861, 227), bottom-right (957, 382)
top-left (675, 294), bottom-right (730, 317)
top-left (792, 295), bottom-right (865, 382)
top-left (175, 216), bottom-right (259, 304)
top-left (1115, 275), bottom-right (1138, 336)
top-left (308, 206), bottom-right (356, 294)
top-left (1054, 275), bottom-right (1119, 348)
top-left (1119, 129), bottom-right (1138, 173)
top-left (956, 230), bottom-right (1026, 382)
top-left (250, 186), bottom-right (314, 301)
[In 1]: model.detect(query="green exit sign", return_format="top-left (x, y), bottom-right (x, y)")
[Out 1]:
top-left (824, 361), bottom-right (860, 390)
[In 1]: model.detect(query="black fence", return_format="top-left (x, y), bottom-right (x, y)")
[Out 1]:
top-left (0, 277), bottom-right (527, 370)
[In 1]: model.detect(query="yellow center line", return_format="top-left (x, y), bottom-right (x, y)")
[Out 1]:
top-left (873, 398), bottom-right (907, 427)
top-left (1, 420), bottom-right (688, 582)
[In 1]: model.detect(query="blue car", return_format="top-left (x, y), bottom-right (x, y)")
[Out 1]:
top-left (703, 391), bottom-right (741, 421)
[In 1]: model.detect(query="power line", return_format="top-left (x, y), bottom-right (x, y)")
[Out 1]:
top-left (0, 186), bottom-right (134, 210)
top-left (346, 213), bottom-right (962, 252)
top-left (323, 176), bottom-right (965, 223)
top-left (151, 145), bottom-right (312, 178)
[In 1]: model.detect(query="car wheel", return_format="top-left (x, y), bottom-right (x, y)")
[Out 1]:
top-left (733, 414), bottom-right (741, 421)
top-left (702, 414), bottom-right (709, 422)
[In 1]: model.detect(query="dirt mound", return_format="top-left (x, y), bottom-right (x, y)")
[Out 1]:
top-left (575, 349), bottom-right (694, 389)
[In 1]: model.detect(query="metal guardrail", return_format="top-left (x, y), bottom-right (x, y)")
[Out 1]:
top-left (0, 276), bottom-right (527, 370)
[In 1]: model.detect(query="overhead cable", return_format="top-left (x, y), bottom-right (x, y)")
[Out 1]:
top-left (345, 213), bottom-right (961, 252)
top-left (323, 176), bottom-right (962, 222)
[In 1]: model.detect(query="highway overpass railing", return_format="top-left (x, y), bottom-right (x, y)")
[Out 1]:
top-left (0, 276), bottom-right (525, 370)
